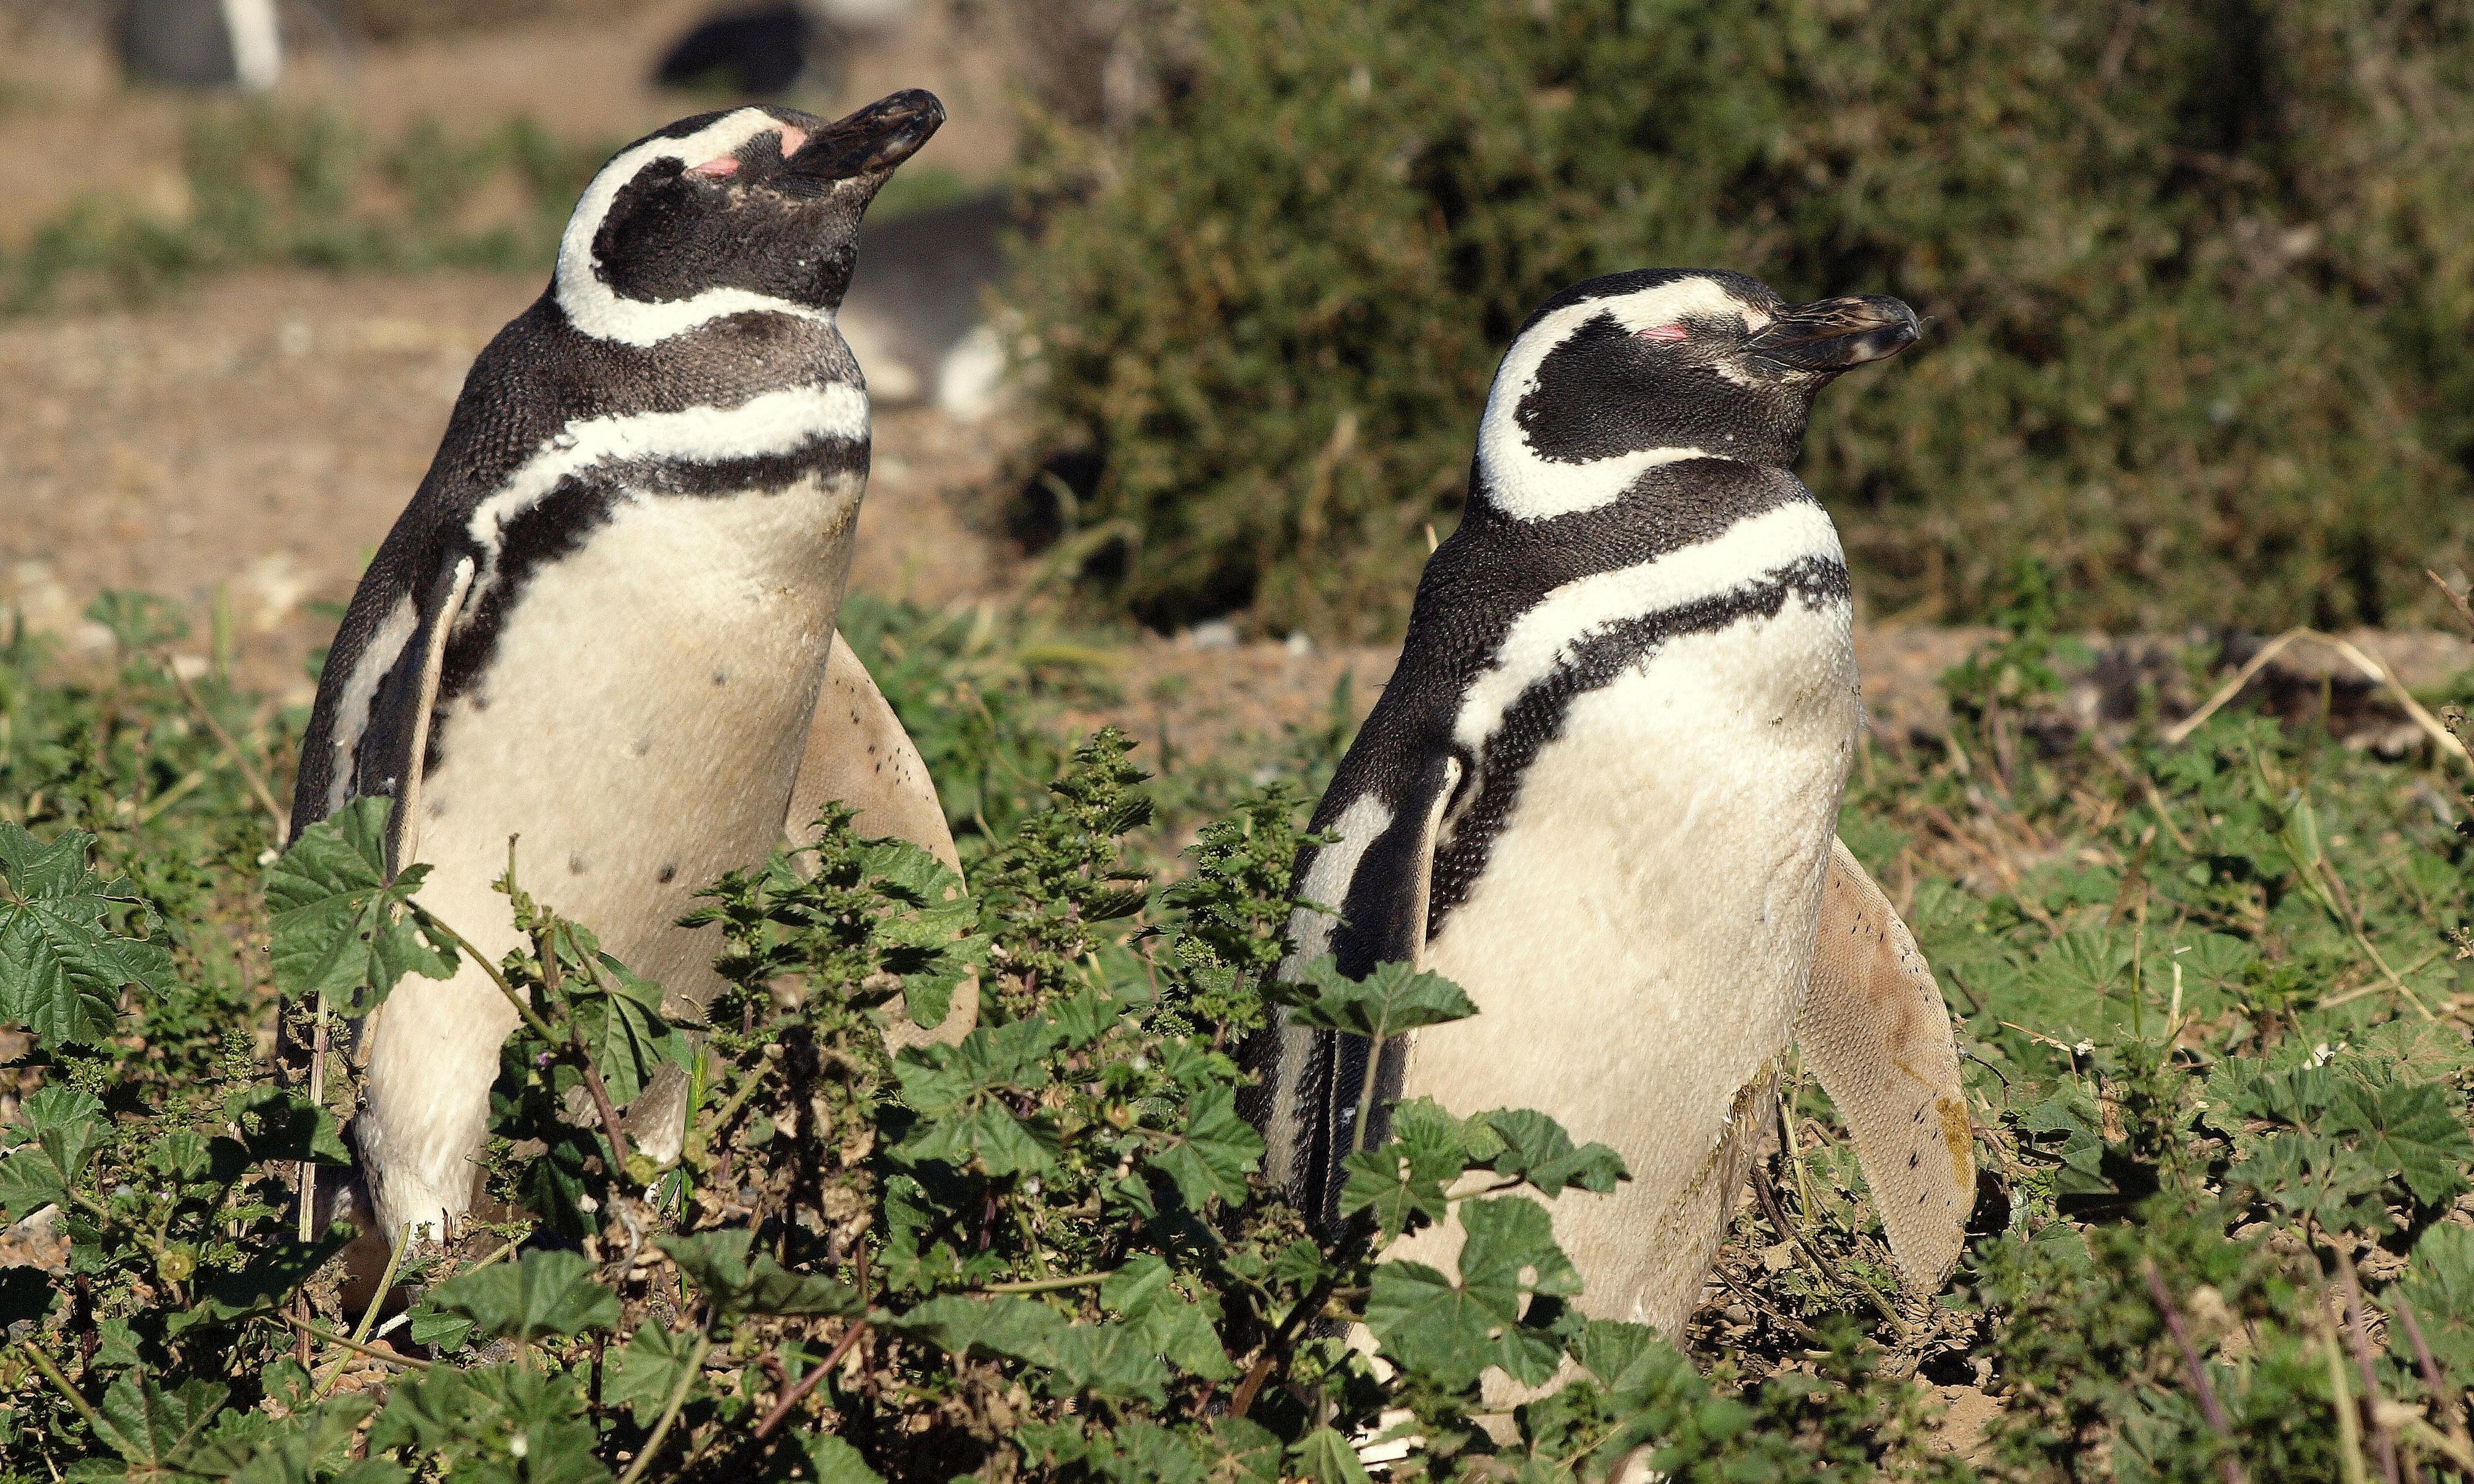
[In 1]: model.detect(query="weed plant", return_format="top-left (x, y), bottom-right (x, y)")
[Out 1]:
top-left (0, 586), bottom-right (2472, 1479)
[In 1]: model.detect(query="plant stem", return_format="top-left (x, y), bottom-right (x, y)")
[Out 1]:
top-left (417, 910), bottom-right (561, 1044)
top-left (12, 1340), bottom-right (101, 1431)
top-left (2319, 1306), bottom-right (2372, 1484)
top-left (2141, 1259), bottom-right (2249, 1484)
top-left (164, 662), bottom-right (287, 839)
top-left (752, 1320), bottom-right (873, 1441)
top-left (353, 1224), bottom-right (413, 1345)
top-left (2335, 1250), bottom-right (2403, 1484)
top-left (615, 1330), bottom-right (712, 1484)
top-left (982, 1270), bottom-right (1109, 1294)
top-left (1349, 1032), bottom-right (1385, 1158)
top-left (2392, 1299), bottom-right (2474, 1461)
top-left (273, 1312), bottom-right (433, 1371)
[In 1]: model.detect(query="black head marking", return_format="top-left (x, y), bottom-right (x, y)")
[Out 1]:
top-left (563, 90), bottom-right (944, 328)
top-left (1498, 268), bottom-right (1919, 477)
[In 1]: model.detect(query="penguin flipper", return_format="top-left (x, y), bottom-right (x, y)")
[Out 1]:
top-left (1257, 755), bottom-right (1463, 1232)
top-left (1796, 836), bottom-right (1974, 1291)
top-left (307, 553), bottom-right (474, 873)
top-left (784, 630), bottom-right (976, 1049)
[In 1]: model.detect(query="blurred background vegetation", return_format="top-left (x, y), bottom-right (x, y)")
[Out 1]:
top-left (1003, 0), bottom-right (2474, 639)
top-left (4, 0), bottom-right (2472, 646)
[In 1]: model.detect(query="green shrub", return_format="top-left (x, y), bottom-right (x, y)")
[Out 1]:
top-left (7, 593), bottom-right (2474, 1478)
top-left (1004, 0), bottom-right (2474, 638)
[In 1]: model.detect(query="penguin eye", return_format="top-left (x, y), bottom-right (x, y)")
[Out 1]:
top-left (1637, 324), bottom-right (1689, 343)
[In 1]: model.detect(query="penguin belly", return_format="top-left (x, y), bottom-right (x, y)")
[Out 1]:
top-left (1407, 594), bottom-right (1860, 1336)
top-left (358, 470), bottom-right (862, 1241)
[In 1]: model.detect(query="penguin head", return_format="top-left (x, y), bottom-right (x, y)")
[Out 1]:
top-left (552, 90), bottom-right (945, 347)
top-left (1476, 269), bottom-right (1919, 516)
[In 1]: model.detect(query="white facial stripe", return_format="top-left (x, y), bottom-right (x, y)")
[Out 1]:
top-left (1265, 791), bottom-right (1396, 1187)
top-left (1451, 499), bottom-right (1843, 753)
top-left (555, 109), bottom-right (823, 347)
top-left (326, 592), bottom-right (419, 815)
top-left (463, 380), bottom-right (868, 597)
top-left (1476, 277), bottom-right (1770, 522)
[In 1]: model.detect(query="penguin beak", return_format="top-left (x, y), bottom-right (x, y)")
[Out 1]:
top-left (1746, 295), bottom-right (1922, 373)
top-left (780, 88), bottom-right (946, 186)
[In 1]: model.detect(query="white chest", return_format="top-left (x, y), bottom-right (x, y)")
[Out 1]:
top-left (412, 471), bottom-right (863, 986)
top-left (1417, 594), bottom-right (1860, 1142)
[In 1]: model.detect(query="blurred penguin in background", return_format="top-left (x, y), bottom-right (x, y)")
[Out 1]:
top-left (656, 0), bottom-right (911, 98)
top-left (117, 0), bottom-right (281, 89)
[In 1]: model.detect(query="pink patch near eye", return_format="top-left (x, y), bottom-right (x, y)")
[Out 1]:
top-left (688, 156), bottom-right (741, 178)
top-left (1638, 324), bottom-right (1689, 342)
top-left (777, 125), bottom-right (809, 158)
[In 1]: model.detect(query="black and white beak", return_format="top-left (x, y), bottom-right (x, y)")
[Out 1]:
top-left (1747, 295), bottom-right (1922, 373)
top-left (780, 88), bottom-right (946, 189)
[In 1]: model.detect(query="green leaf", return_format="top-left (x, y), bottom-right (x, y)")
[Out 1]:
top-left (370, 1366), bottom-right (607, 1484)
top-left (604, 1321), bottom-right (702, 1428)
top-left (225, 1086), bottom-right (353, 1167)
top-left (2327, 1077), bottom-right (2474, 1207)
top-left (885, 1293), bottom-right (1068, 1361)
top-left (1478, 1109), bottom-right (1630, 1196)
top-left (2394, 1223), bottom-right (2474, 1383)
top-left (1288, 1428), bottom-right (1372, 1484)
top-left (170, 1233), bottom-right (355, 1336)
top-left (264, 797), bottom-right (455, 1015)
top-left (91, 1376), bottom-right (227, 1478)
top-left (1275, 956), bottom-right (1478, 1040)
top-left (0, 821), bottom-right (172, 1046)
top-left (0, 1085), bottom-right (107, 1220)
top-left (659, 1229), bottom-right (862, 1320)
top-left (1102, 1256), bottom-right (1234, 1381)
top-left (565, 953), bottom-right (688, 1108)
top-left (1144, 1083), bottom-right (1262, 1209)
top-left (1364, 1196), bottom-right (1578, 1391)
top-left (423, 1250), bottom-right (620, 1344)
top-left (798, 1436), bottom-right (885, 1484)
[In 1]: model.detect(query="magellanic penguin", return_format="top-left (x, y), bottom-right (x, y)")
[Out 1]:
top-left (1240, 269), bottom-right (1975, 1347)
top-left (289, 90), bottom-right (970, 1248)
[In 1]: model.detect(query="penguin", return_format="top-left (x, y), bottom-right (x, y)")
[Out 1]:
top-left (289, 90), bottom-right (969, 1248)
top-left (1239, 269), bottom-right (1975, 1349)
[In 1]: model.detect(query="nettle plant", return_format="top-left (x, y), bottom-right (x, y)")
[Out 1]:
top-left (0, 724), bottom-right (1965, 1483)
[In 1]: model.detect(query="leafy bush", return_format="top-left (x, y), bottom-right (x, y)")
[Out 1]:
top-left (1004, 0), bottom-right (2474, 637)
top-left (5, 591), bottom-right (2474, 1479)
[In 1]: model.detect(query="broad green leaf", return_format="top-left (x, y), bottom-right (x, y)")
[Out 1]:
top-left (169, 1233), bottom-right (356, 1336)
top-left (225, 1086), bottom-right (353, 1167)
top-left (189, 1394), bottom-right (387, 1484)
top-left (1479, 1109), bottom-right (1630, 1196)
top-left (1289, 1427), bottom-right (1372, 1484)
top-left (370, 1366), bottom-right (608, 1484)
top-left (660, 1229), bottom-right (861, 1320)
top-left (1144, 1083), bottom-right (1262, 1209)
top-left (603, 1321), bottom-right (702, 1428)
top-left (885, 1293), bottom-right (1068, 1361)
top-left (2394, 1223), bottom-right (2474, 1382)
top-left (1276, 956), bottom-right (1477, 1040)
top-left (1365, 1195), bottom-right (1578, 1390)
top-left (799, 1435), bottom-right (886, 1484)
top-left (565, 953), bottom-right (688, 1108)
top-left (1101, 1255), bottom-right (1233, 1381)
top-left (0, 821), bottom-right (172, 1046)
top-left (0, 1085), bottom-right (107, 1220)
top-left (91, 1376), bottom-right (227, 1478)
top-left (2327, 1077), bottom-right (2474, 1207)
top-left (423, 1250), bottom-right (620, 1344)
top-left (1042, 1320), bottom-right (1173, 1404)
top-left (264, 797), bottom-right (455, 1015)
